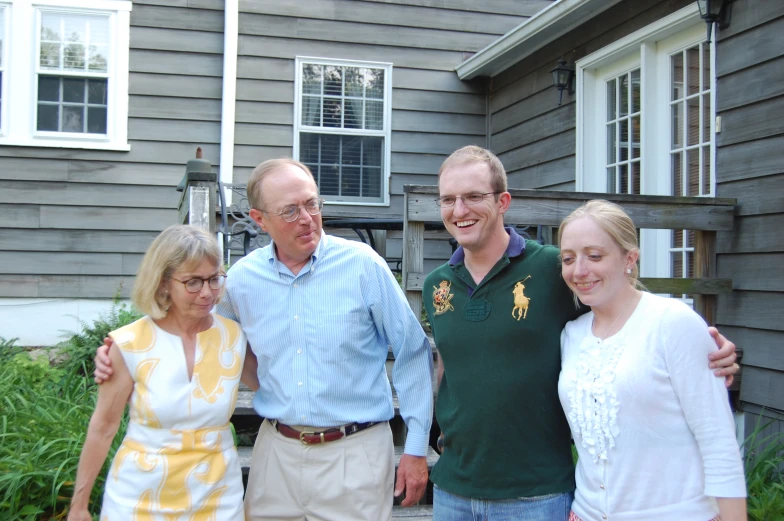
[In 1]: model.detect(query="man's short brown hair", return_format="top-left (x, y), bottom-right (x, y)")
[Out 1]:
top-left (246, 158), bottom-right (315, 210)
top-left (438, 145), bottom-right (507, 193)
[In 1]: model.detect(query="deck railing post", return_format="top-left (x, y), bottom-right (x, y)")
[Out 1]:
top-left (694, 230), bottom-right (718, 325)
top-left (177, 147), bottom-right (217, 234)
top-left (403, 190), bottom-right (425, 317)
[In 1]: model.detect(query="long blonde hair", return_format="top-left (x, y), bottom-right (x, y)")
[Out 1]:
top-left (132, 225), bottom-right (222, 318)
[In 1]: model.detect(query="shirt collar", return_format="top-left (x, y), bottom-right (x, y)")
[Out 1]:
top-left (448, 226), bottom-right (527, 266)
top-left (266, 229), bottom-right (326, 268)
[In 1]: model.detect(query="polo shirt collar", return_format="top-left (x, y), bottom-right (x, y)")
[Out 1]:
top-left (447, 226), bottom-right (526, 266)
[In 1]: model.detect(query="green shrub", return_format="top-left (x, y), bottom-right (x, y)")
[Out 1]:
top-left (744, 419), bottom-right (784, 521)
top-left (0, 337), bottom-right (25, 362)
top-left (57, 300), bottom-right (143, 378)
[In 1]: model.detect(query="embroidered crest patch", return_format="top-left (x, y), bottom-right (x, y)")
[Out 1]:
top-left (432, 280), bottom-right (455, 315)
top-left (512, 275), bottom-right (532, 321)
top-left (463, 299), bottom-right (491, 322)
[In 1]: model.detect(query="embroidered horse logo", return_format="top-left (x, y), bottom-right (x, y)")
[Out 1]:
top-left (433, 280), bottom-right (455, 315)
top-left (512, 276), bottom-right (532, 320)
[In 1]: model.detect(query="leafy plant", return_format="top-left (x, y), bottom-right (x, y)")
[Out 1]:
top-left (0, 356), bottom-right (128, 520)
top-left (57, 299), bottom-right (142, 378)
top-left (0, 337), bottom-right (25, 362)
top-left (743, 418), bottom-right (784, 521)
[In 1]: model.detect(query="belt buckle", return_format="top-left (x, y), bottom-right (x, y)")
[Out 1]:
top-left (299, 430), bottom-right (325, 445)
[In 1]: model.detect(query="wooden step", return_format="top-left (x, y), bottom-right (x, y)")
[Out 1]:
top-left (236, 444), bottom-right (439, 476)
top-left (392, 504), bottom-right (433, 520)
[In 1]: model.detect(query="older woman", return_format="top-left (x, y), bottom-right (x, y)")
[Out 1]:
top-left (68, 225), bottom-right (258, 521)
top-left (557, 200), bottom-right (746, 521)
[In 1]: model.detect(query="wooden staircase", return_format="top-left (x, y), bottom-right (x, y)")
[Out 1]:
top-left (231, 343), bottom-right (439, 519)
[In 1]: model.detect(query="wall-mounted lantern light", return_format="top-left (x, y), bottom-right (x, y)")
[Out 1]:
top-left (551, 58), bottom-right (575, 106)
top-left (697, 0), bottom-right (734, 43)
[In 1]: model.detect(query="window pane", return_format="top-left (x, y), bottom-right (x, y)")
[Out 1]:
top-left (606, 78), bottom-right (616, 121)
top-left (672, 51), bottom-right (684, 101)
top-left (365, 100), bottom-right (383, 130)
top-left (606, 166), bottom-right (615, 193)
top-left (88, 79), bottom-right (107, 104)
top-left (38, 76), bottom-right (60, 101)
top-left (342, 136), bottom-right (361, 165)
top-left (620, 74), bottom-right (629, 117)
top-left (300, 133), bottom-right (320, 163)
top-left (631, 161), bottom-right (641, 195)
top-left (363, 138), bottom-right (382, 166)
top-left (87, 106), bottom-right (107, 133)
top-left (366, 69), bottom-right (384, 99)
top-left (702, 145), bottom-right (711, 195)
top-left (687, 96), bottom-right (699, 146)
top-left (606, 122), bottom-right (616, 164)
top-left (323, 66), bottom-right (342, 96)
top-left (362, 167), bottom-right (382, 198)
top-left (631, 69), bottom-right (640, 114)
top-left (671, 102), bottom-right (683, 148)
top-left (620, 119), bottom-right (629, 162)
top-left (631, 115), bottom-right (641, 159)
top-left (320, 134), bottom-right (340, 164)
top-left (0, 8), bottom-right (4, 67)
top-left (322, 98), bottom-right (342, 127)
top-left (671, 151), bottom-right (683, 195)
top-left (63, 78), bottom-right (85, 103)
top-left (344, 99), bottom-right (363, 129)
top-left (344, 67), bottom-right (364, 98)
top-left (687, 47), bottom-right (700, 96)
top-left (342, 166), bottom-right (361, 196)
top-left (686, 148), bottom-right (699, 196)
top-left (302, 64), bottom-right (323, 95)
top-left (37, 104), bottom-right (59, 131)
top-left (619, 163), bottom-right (628, 194)
top-left (301, 95), bottom-right (321, 126)
top-left (40, 12), bottom-right (110, 73)
top-left (62, 105), bottom-right (84, 132)
top-left (702, 44), bottom-right (711, 92)
top-left (702, 93), bottom-right (711, 143)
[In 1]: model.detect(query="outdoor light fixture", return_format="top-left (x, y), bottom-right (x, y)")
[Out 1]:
top-left (551, 58), bottom-right (574, 106)
top-left (697, 0), bottom-right (733, 43)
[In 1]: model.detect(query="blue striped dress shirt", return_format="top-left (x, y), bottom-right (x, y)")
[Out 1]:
top-left (216, 233), bottom-right (434, 456)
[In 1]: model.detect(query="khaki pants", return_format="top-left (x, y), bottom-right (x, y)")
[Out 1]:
top-left (244, 419), bottom-right (394, 521)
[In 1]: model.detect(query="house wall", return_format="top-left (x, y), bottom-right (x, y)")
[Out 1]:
top-left (712, 0), bottom-right (784, 435)
top-left (487, 0), bottom-right (784, 434)
top-left (0, 0), bottom-right (545, 344)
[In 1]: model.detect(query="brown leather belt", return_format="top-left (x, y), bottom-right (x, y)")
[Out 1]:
top-left (273, 420), bottom-right (381, 445)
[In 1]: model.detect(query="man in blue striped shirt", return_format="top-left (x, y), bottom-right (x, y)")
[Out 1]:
top-left (217, 158), bottom-right (434, 521)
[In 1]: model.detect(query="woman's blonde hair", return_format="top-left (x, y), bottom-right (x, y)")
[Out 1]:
top-left (132, 225), bottom-right (222, 318)
top-left (558, 199), bottom-right (643, 290)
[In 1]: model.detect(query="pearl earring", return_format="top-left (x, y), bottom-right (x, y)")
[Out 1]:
top-left (626, 268), bottom-right (632, 274)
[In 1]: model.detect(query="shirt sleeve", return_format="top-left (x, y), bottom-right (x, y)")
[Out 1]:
top-left (662, 302), bottom-right (747, 498)
top-left (365, 253), bottom-right (434, 457)
top-left (215, 271), bottom-right (240, 322)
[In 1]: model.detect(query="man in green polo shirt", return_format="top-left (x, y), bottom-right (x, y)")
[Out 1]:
top-left (424, 145), bottom-right (739, 521)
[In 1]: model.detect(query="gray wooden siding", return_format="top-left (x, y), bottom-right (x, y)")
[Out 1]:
top-left (714, 0), bottom-right (784, 430)
top-left (232, 0), bottom-right (543, 219)
top-left (0, 0), bottom-right (226, 299)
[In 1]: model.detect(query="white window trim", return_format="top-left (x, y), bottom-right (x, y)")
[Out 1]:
top-left (0, 0), bottom-right (131, 151)
top-left (0, 3), bottom-right (10, 137)
top-left (575, 4), bottom-right (717, 281)
top-left (293, 56), bottom-right (393, 206)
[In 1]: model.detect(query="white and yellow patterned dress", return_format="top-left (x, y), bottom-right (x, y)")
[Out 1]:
top-left (101, 314), bottom-right (246, 521)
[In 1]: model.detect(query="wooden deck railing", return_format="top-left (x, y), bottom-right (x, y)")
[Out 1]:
top-left (402, 186), bottom-right (737, 327)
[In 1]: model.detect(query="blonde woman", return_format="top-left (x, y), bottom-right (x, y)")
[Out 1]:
top-left (557, 200), bottom-right (746, 521)
top-left (68, 225), bottom-right (258, 521)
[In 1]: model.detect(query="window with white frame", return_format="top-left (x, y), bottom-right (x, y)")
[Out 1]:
top-left (0, 6), bottom-right (6, 133)
top-left (294, 58), bottom-right (392, 205)
top-left (0, 0), bottom-right (131, 150)
top-left (577, 5), bottom-right (713, 295)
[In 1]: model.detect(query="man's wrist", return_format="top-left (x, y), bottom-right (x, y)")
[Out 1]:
top-left (402, 431), bottom-right (429, 457)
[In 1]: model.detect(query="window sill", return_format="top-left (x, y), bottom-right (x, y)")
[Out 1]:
top-left (0, 137), bottom-right (131, 152)
top-left (323, 199), bottom-right (390, 207)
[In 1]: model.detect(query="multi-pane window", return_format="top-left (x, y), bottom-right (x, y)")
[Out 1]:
top-left (0, 1), bottom-right (130, 150)
top-left (295, 59), bottom-right (392, 204)
top-left (606, 69), bottom-right (641, 195)
top-left (37, 12), bottom-right (109, 134)
top-left (670, 42), bottom-right (713, 285)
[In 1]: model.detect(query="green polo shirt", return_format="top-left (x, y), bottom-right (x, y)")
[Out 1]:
top-left (424, 228), bottom-right (584, 499)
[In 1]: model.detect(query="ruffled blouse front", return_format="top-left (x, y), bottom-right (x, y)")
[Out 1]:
top-left (565, 328), bottom-right (627, 463)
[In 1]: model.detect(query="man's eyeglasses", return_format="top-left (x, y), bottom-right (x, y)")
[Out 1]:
top-left (263, 198), bottom-right (324, 222)
top-left (172, 275), bottom-right (227, 293)
top-left (436, 192), bottom-right (499, 207)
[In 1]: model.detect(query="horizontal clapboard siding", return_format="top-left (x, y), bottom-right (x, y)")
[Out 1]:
top-left (715, 0), bottom-right (784, 421)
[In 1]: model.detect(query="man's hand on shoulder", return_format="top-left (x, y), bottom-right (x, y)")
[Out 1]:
top-left (394, 454), bottom-right (428, 507)
top-left (707, 327), bottom-right (739, 388)
top-left (93, 338), bottom-right (114, 384)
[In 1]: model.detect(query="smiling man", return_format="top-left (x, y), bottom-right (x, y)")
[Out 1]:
top-left (220, 158), bottom-right (434, 521)
top-left (422, 145), bottom-right (739, 521)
